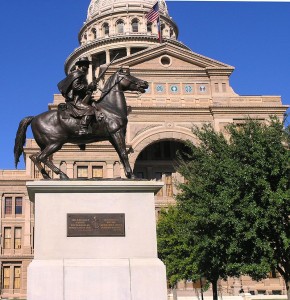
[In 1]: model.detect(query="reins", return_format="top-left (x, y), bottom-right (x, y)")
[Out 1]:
top-left (97, 72), bottom-right (141, 102)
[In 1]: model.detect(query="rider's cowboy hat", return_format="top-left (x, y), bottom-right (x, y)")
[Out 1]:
top-left (75, 57), bottom-right (91, 66)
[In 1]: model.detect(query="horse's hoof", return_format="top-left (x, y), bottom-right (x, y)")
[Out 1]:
top-left (60, 173), bottom-right (70, 180)
top-left (127, 173), bottom-right (137, 180)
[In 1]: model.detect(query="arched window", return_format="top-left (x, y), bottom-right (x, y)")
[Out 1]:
top-left (81, 33), bottom-right (88, 44)
top-left (102, 22), bottom-right (109, 36)
top-left (92, 28), bottom-right (97, 39)
top-left (131, 18), bottom-right (139, 33)
top-left (147, 22), bottom-right (152, 33)
top-left (116, 19), bottom-right (124, 34)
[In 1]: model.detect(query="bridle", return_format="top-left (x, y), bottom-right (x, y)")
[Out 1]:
top-left (97, 71), bottom-right (143, 100)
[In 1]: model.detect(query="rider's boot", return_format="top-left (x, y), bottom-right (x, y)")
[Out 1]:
top-left (79, 115), bottom-right (93, 135)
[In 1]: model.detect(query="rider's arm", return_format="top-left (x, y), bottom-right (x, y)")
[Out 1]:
top-left (72, 77), bottom-right (88, 92)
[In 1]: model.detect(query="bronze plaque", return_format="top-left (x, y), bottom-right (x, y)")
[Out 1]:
top-left (67, 213), bottom-right (125, 237)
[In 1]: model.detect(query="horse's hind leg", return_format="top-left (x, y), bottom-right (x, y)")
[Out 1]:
top-left (35, 143), bottom-right (69, 180)
top-left (30, 153), bottom-right (51, 179)
top-left (110, 129), bottom-right (135, 179)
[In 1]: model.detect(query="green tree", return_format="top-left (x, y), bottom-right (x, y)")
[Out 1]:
top-left (157, 206), bottom-right (200, 287)
top-left (158, 123), bottom-right (241, 300)
top-left (157, 117), bottom-right (290, 300)
top-left (224, 118), bottom-right (290, 299)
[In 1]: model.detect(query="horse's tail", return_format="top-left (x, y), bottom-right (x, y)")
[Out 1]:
top-left (14, 116), bottom-right (34, 168)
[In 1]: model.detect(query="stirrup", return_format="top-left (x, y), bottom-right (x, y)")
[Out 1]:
top-left (79, 127), bottom-right (89, 135)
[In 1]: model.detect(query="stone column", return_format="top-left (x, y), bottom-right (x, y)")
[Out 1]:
top-left (106, 50), bottom-right (110, 64)
top-left (88, 55), bottom-right (93, 82)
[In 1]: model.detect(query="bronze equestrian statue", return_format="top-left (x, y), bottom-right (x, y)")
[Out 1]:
top-left (14, 61), bottom-right (148, 180)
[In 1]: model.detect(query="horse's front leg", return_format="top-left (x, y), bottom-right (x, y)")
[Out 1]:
top-left (110, 129), bottom-right (135, 179)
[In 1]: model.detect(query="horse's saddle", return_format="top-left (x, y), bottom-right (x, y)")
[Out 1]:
top-left (58, 103), bottom-right (70, 119)
top-left (57, 103), bottom-right (104, 122)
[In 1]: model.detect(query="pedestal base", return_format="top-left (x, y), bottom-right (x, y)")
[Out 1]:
top-left (27, 181), bottom-right (167, 300)
top-left (28, 258), bottom-right (166, 300)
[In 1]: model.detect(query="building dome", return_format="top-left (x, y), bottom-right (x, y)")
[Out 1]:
top-left (64, 0), bottom-right (183, 74)
top-left (87, 0), bottom-right (169, 21)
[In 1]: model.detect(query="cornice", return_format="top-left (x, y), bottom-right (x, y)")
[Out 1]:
top-left (27, 180), bottom-right (164, 201)
top-left (126, 70), bottom-right (210, 77)
top-left (131, 106), bottom-right (211, 115)
top-left (0, 254), bottom-right (34, 260)
top-left (0, 179), bottom-right (31, 185)
top-left (206, 68), bottom-right (235, 76)
top-left (209, 105), bottom-right (288, 114)
top-left (210, 105), bottom-right (289, 110)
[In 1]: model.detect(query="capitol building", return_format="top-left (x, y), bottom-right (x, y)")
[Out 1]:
top-left (0, 0), bottom-right (287, 299)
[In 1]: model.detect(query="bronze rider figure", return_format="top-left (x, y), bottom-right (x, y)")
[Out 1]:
top-left (57, 57), bottom-right (97, 135)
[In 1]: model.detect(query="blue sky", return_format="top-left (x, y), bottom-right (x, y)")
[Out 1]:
top-left (0, 1), bottom-right (289, 170)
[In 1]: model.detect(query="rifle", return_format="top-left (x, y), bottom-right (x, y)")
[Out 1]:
top-left (82, 53), bottom-right (119, 105)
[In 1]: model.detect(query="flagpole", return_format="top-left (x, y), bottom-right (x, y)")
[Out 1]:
top-left (157, 0), bottom-right (162, 43)
top-left (145, 1), bottom-right (162, 43)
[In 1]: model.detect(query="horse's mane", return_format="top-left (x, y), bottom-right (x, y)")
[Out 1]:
top-left (94, 71), bottom-right (119, 104)
top-left (102, 72), bottom-right (118, 92)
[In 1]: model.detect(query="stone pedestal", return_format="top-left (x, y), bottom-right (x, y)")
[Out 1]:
top-left (27, 180), bottom-right (167, 300)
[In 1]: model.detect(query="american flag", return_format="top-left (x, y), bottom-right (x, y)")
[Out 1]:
top-left (146, 2), bottom-right (159, 22)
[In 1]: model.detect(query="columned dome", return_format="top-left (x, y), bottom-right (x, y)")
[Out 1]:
top-left (64, 0), bottom-right (183, 74)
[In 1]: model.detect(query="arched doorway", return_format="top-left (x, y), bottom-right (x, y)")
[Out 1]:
top-left (133, 140), bottom-right (188, 211)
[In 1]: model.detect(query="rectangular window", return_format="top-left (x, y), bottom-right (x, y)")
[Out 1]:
top-left (14, 227), bottom-right (22, 249)
top-left (92, 166), bottom-right (103, 178)
top-left (215, 83), bottom-right (219, 92)
top-left (15, 197), bottom-right (23, 215)
top-left (3, 266), bottom-right (10, 289)
top-left (4, 197), bottom-right (12, 215)
top-left (222, 83), bottom-right (227, 92)
top-left (4, 227), bottom-right (12, 249)
top-left (13, 267), bottom-right (21, 289)
top-left (77, 166), bottom-right (88, 178)
top-left (165, 173), bottom-right (173, 197)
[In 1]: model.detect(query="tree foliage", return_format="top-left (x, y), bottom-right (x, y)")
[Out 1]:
top-left (157, 117), bottom-right (290, 300)
top-left (157, 206), bottom-right (199, 287)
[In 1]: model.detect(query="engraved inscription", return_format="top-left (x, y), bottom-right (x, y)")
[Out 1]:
top-left (67, 213), bottom-right (125, 237)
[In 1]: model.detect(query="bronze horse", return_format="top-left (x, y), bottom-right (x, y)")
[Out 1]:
top-left (14, 69), bottom-right (148, 179)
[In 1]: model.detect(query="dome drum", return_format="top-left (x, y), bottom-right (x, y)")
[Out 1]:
top-left (78, 12), bottom-right (178, 46)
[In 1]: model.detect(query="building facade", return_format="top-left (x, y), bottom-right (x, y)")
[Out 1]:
top-left (0, 0), bottom-right (288, 299)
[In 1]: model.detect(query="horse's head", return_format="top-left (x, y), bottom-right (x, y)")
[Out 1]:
top-left (117, 68), bottom-right (148, 93)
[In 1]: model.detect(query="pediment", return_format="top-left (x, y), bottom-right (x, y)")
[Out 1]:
top-left (110, 42), bottom-right (234, 73)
